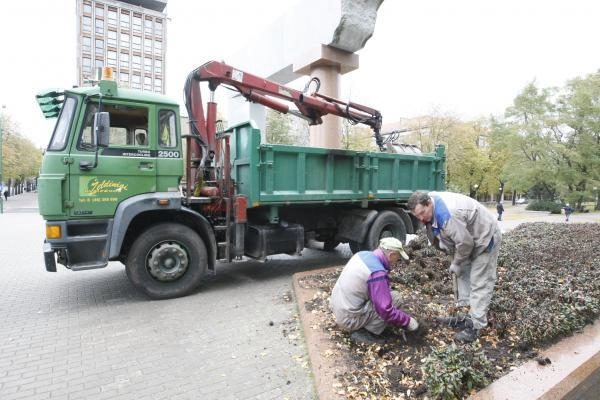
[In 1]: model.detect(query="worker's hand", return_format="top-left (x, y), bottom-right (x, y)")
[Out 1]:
top-left (449, 263), bottom-right (463, 277)
top-left (406, 317), bottom-right (419, 332)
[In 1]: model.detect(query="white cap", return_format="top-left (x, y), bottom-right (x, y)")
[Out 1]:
top-left (379, 237), bottom-right (409, 260)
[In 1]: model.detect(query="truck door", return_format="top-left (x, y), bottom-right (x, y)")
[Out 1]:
top-left (69, 100), bottom-right (156, 218)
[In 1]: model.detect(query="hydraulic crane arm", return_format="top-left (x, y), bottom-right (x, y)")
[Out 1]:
top-left (184, 60), bottom-right (384, 153)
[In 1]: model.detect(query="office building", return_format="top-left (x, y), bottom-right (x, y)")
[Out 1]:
top-left (76, 0), bottom-right (167, 93)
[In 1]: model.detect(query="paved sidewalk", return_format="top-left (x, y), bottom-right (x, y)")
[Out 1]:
top-left (0, 192), bottom-right (351, 400)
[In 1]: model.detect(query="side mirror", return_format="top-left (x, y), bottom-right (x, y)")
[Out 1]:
top-left (93, 112), bottom-right (110, 147)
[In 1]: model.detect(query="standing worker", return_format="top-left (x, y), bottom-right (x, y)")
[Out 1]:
top-left (496, 201), bottom-right (504, 221)
top-left (407, 191), bottom-right (502, 342)
top-left (330, 237), bottom-right (419, 344)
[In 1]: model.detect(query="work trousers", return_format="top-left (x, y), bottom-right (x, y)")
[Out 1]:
top-left (333, 291), bottom-right (403, 335)
top-left (456, 226), bottom-right (502, 330)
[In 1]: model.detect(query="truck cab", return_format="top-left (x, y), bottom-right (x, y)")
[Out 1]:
top-left (38, 78), bottom-right (184, 271)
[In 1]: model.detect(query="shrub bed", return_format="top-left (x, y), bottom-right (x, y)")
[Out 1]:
top-left (298, 222), bottom-right (600, 399)
top-left (526, 200), bottom-right (563, 214)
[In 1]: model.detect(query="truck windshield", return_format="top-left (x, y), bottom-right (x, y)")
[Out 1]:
top-left (48, 96), bottom-right (77, 151)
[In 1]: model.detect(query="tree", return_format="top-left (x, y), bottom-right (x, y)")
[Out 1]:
top-left (340, 119), bottom-right (374, 151)
top-left (1, 113), bottom-right (42, 193)
top-left (265, 109), bottom-right (295, 145)
top-left (496, 82), bottom-right (561, 201)
top-left (556, 71), bottom-right (600, 208)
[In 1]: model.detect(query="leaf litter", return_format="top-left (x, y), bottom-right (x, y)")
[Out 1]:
top-left (298, 222), bottom-right (600, 399)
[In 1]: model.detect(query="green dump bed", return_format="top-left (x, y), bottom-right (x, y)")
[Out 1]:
top-left (230, 122), bottom-right (445, 207)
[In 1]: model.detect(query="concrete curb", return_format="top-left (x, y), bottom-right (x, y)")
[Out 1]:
top-left (292, 267), bottom-right (345, 400)
top-left (471, 319), bottom-right (600, 400)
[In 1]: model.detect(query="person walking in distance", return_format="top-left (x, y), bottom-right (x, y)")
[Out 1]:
top-left (496, 201), bottom-right (504, 221)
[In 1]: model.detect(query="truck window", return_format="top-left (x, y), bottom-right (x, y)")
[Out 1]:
top-left (158, 109), bottom-right (177, 148)
top-left (48, 97), bottom-right (77, 151)
top-left (78, 102), bottom-right (148, 150)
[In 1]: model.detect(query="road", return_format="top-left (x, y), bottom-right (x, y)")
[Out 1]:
top-left (0, 192), bottom-right (355, 400)
top-left (1, 193), bottom-right (598, 399)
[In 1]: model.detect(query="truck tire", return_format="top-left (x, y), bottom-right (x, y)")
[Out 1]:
top-left (126, 223), bottom-right (208, 299)
top-left (363, 211), bottom-right (407, 251)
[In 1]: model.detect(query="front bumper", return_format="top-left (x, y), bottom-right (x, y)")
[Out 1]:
top-left (43, 219), bottom-right (113, 271)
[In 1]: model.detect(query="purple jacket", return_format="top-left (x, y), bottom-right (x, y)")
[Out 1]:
top-left (330, 248), bottom-right (411, 328)
top-left (367, 249), bottom-right (411, 327)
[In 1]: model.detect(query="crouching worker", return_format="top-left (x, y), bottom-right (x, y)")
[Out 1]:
top-left (329, 237), bottom-right (419, 344)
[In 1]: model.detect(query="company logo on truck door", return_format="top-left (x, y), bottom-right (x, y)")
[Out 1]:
top-left (80, 177), bottom-right (129, 196)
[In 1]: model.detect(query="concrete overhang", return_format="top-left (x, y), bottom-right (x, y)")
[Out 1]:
top-left (293, 45), bottom-right (359, 76)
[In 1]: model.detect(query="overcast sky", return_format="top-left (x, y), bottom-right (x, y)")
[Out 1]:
top-left (1, 0), bottom-right (599, 147)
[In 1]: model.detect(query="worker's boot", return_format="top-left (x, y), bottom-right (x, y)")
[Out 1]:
top-left (454, 327), bottom-right (480, 343)
top-left (437, 314), bottom-right (473, 329)
top-left (350, 328), bottom-right (385, 345)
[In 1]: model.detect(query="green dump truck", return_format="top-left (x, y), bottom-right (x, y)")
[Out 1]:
top-left (38, 61), bottom-right (445, 299)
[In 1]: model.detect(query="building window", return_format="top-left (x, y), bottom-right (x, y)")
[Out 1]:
top-left (132, 55), bottom-right (141, 70)
top-left (144, 57), bottom-right (152, 73)
top-left (120, 10), bottom-right (130, 30)
top-left (120, 53), bottom-right (129, 70)
top-left (132, 74), bottom-right (141, 89)
top-left (82, 36), bottom-right (91, 53)
top-left (107, 50), bottom-right (117, 68)
top-left (95, 39), bottom-right (104, 55)
top-left (132, 35), bottom-right (142, 52)
top-left (120, 32), bottom-right (130, 49)
top-left (120, 72), bottom-right (129, 86)
top-left (107, 30), bottom-right (117, 48)
top-left (95, 18), bottom-right (104, 35)
top-left (155, 19), bottom-right (163, 37)
top-left (108, 8), bottom-right (117, 26)
top-left (95, 5), bottom-right (104, 18)
top-left (155, 59), bottom-right (162, 74)
top-left (144, 76), bottom-right (152, 91)
top-left (144, 17), bottom-right (153, 35)
top-left (82, 57), bottom-right (92, 75)
top-left (154, 78), bottom-right (162, 92)
top-left (82, 16), bottom-right (92, 33)
top-left (144, 38), bottom-right (152, 54)
top-left (95, 59), bottom-right (104, 70)
top-left (133, 14), bottom-right (142, 33)
top-left (154, 40), bottom-right (162, 55)
top-left (83, 3), bottom-right (92, 14)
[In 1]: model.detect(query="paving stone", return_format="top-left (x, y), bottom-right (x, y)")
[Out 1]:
top-left (0, 193), bottom-right (350, 399)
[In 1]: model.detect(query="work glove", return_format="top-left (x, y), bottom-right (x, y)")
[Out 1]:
top-left (449, 263), bottom-right (463, 277)
top-left (405, 317), bottom-right (419, 332)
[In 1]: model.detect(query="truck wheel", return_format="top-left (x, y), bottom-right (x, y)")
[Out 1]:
top-left (126, 223), bottom-right (207, 299)
top-left (363, 211), bottom-right (407, 251)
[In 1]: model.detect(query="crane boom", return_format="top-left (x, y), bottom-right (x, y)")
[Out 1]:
top-left (184, 60), bottom-right (384, 154)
